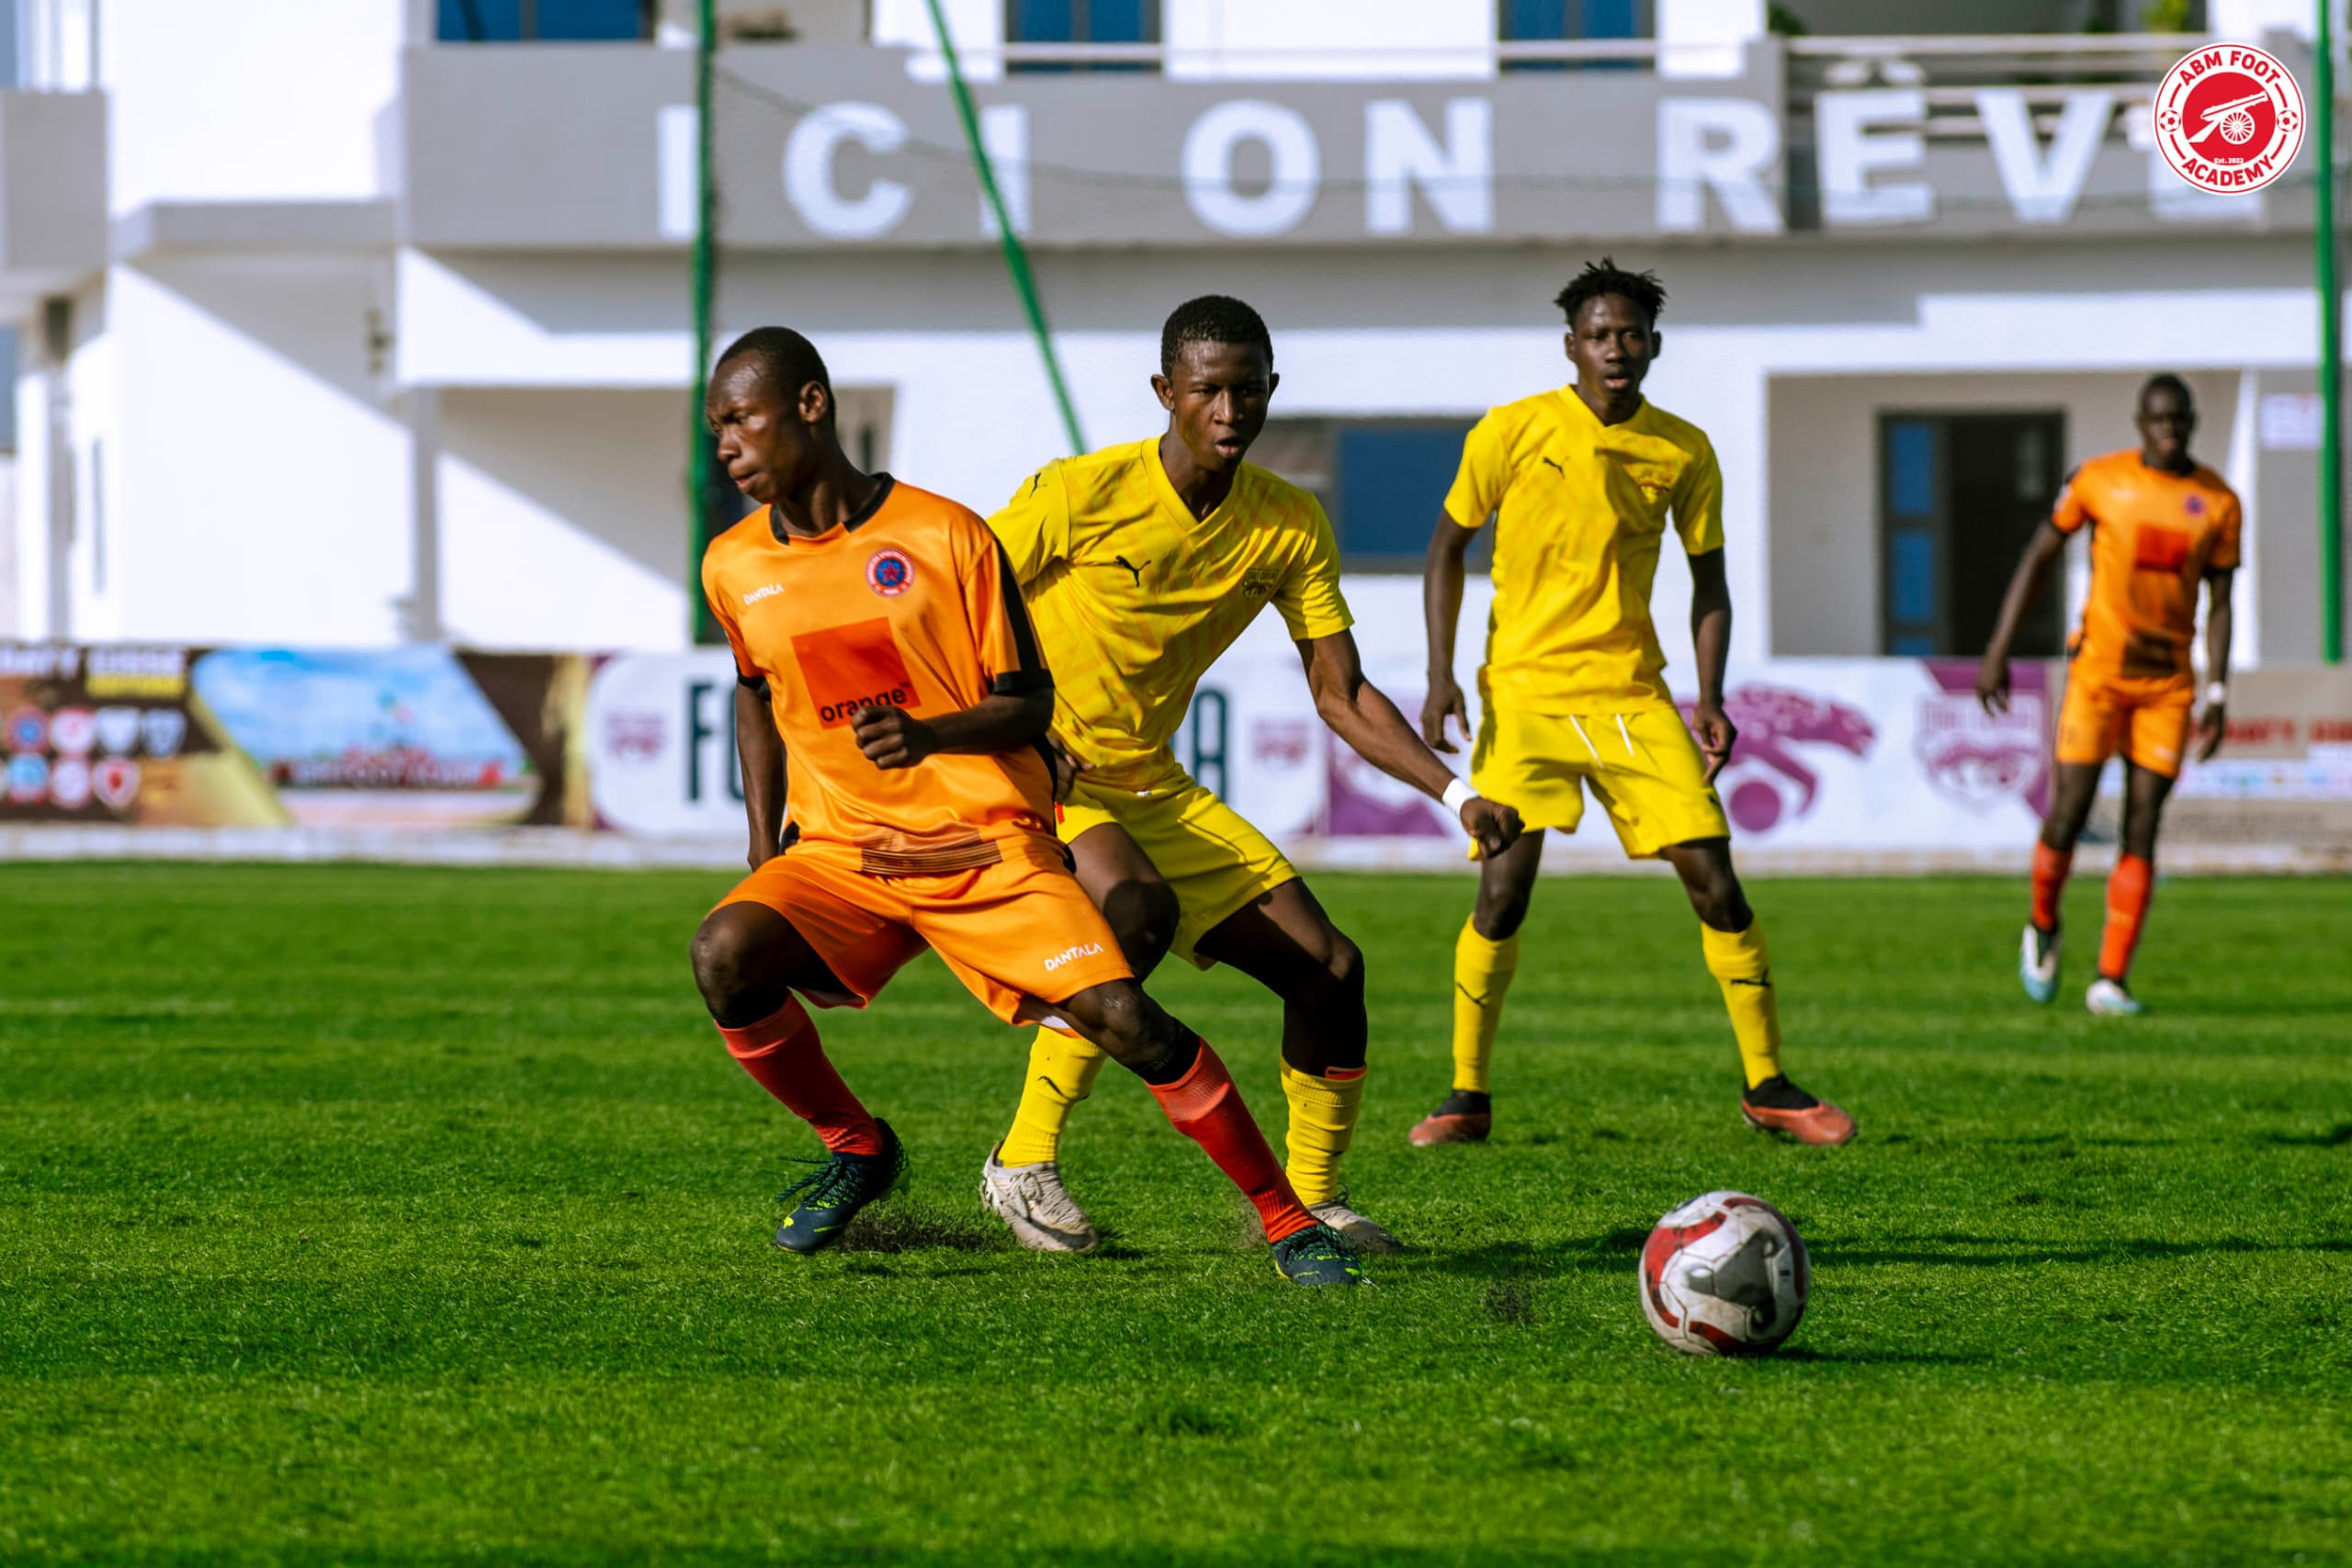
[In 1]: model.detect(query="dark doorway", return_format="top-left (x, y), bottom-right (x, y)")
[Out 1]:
top-left (1880, 412), bottom-right (2064, 658)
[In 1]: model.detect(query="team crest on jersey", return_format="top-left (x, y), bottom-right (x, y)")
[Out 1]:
top-left (866, 547), bottom-right (915, 598)
top-left (1240, 566), bottom-right (1279, 598)
top-left (2184, 493), bottom-right (2207, 515)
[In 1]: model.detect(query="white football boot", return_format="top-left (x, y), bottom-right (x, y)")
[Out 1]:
top-left (1307, 1191), bottom-right (1405, 1254)
top-left (2086, 977), bottom-right (2145, 1017)
top-left (978, 1145), bottom-right (1100, 1253)
top-left (2018, 924), bottom-right (2060, 1005)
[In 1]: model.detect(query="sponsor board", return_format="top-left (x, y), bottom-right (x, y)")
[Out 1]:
top-left (582, 650), bottom-right (753, 839)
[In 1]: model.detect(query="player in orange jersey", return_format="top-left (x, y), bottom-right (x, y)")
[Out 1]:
top-left (1978, 374), bottom-right (2238, 1016)
top-left (686, 327), bottom-right (1363, 1284)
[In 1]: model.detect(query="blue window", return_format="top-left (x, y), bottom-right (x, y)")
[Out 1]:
top-left (1886, 418), bottom-right (1936, 519)
top-left (438, 0), bottom-right (646, 42)
top-left (1334, 424), bottom-right (1476, 569)
top-left (1889, 528), bottom-right (1937, 626)
top-left (1501, 0), bottom-right (1645, 71)
top-left (1009, 0), bottom-right (1158, 71)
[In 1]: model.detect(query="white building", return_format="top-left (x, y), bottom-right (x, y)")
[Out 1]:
top-left (2, 0), bottom-right (2343, 682)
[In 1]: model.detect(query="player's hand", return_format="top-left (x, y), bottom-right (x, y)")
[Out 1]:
top-left (1047, 739), bottom-right (1085, 803)
top-left (1976, 655), bottom-right (2011, 716)
top-left (2196, 699), bottom-right (2227, 762)
top-left (853, 705), bottom-right (936, 769)
top-left (1461, 796), bottom-right (1521, 860)
top-left (1690, 698), bottom-right (1738, 786)
top-left (1420, 673), bottom-right (1470, 753)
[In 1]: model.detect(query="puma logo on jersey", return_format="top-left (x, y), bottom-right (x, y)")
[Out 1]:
top-left (1044, 941), bottom-right (1104, 972)
top-left (1090, 555), bottom-right (1150, 587)
top-left (743, 582), bottom-right (784, 605)
top-left (1540, 457), bottom-right (1565, 475)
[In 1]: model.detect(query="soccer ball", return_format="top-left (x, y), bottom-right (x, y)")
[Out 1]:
top-left (1638, 1190), bottom-right (1809, 1356)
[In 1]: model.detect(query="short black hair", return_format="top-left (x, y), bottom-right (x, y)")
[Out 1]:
top-left (1160, 295), bottom-right (1272, 376)
top-left (716, 326), bottom-right (831, 413)
top-left (1555, 257), bottom-right (1667, 330)
top-left (2140, 372), bottom-right (2194, 412)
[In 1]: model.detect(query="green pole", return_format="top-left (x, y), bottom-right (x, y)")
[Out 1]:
top-left (919, 0), bottom-right (1088, 455)
top-left (2321, 0), bottom-right (2345, 664)
top-left (689, 0), bottom-right (718, 644)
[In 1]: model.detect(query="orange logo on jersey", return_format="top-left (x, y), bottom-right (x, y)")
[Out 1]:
top-left (2133, 526), bottom-right (2191, 572)
top-left (792, 618), bottom-right (922, 728)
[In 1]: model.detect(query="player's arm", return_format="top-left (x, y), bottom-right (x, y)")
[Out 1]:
top-left (1422, 415), bottom-right (1505, 753)
top-left (1974, 521), bottom-right (2068, 715)
top-left (1295, 629), bottom-right (1521, 858)
top-left (1687, 549), bottom-right (1736, 786)
top-left (855, 534), bottom-right (1057, 771)
top-left (1421, 513), bottom-right (1475, 753)
top-left (735, 677), bottom-right (788, 869)
top-left (2196, 567), bottom-right (2235, 761)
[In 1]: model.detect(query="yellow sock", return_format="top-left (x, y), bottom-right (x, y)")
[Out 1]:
top-left (1280, 1061), bottom-right (1364, 1208)
top-left (1701, 920), bottom-right (1783, 1089)
top-left (996, 1027), bottom-right (1109, 1168)
top-left (1451, 918), bottom-right (1519, 1094)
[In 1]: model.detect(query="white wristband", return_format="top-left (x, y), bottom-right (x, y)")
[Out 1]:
top-left (1441, 777), bottom-right (1477, 816)
top-left (2203, 682), bottom-right (2228, 707)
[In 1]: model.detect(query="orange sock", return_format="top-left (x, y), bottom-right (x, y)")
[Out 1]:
top-left (717, 998), bottom-right (883, 1156)
top-left (2098, 853), bottom-right (2154, 984)
top-left (1146, 1040), bottom-right (1317, 1246)
top-left (2030, 840), bottom-right (2073, 931)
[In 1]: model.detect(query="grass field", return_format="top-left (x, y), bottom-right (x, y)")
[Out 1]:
top-left (3, 863), bottom-right (2349, 1565)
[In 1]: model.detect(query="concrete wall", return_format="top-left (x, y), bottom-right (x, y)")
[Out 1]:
top-left (100, 257), bottom-right (412, 644)
top-left (436, 388), bottom-right (691, 651)
top-left (102, 0), bottom-right (405, 212)
top-left (1766, 369), bottom-right (2246, 660)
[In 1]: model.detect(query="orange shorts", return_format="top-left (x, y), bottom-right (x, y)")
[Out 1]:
top-left (714, 832), bottom-right (1135, 1025)
top-left (2055, 670), bottom-right (2195, 779)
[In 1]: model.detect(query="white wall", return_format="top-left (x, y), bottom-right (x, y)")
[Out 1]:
top-left (1167, 0), bottom-right (1495, 80)
top-left (101, 0), bottom-right (407, 213)
top-left (436, 389), bottom-right (691, 651)
top-left (102, 259), bottom-right (413, 644)
top-left (1766, 369), bottom-right (2245, 659)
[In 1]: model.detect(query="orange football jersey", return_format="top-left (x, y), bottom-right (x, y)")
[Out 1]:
top-left (2052, 449), bottom-right (2241, 682)
top-left (701, 476), bottom-right (1057, 872)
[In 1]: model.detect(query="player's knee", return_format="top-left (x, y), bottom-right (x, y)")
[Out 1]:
top-left (1288, 927), bottom-right (1363, 1003)
top-left (689, 908), bottom-right (763, 1016)
top-left (1685, 868), bottom-right (1748, 931)
top-left (1475, 886), bottom-right (1531, 941)
top-left (1062, 980), bottom-right (1158, 1066)
top-left (1102, 878), bottom-right (1181, 973)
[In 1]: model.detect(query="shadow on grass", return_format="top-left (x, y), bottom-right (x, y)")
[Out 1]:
top-left (1423, 1229), bottom-right (1650, 1281)
top-left (1773, 1347), bottom-right (1992, 1366)
top-left (838, 1202), bottom-right (1008, 1254)
top-left (1814, 1235), bottom-right (2352, 1269)
top-left (2266, 1124), bottom-right (2352, 1147)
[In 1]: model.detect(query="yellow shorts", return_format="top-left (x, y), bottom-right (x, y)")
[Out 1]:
top-left (1471, 703), bottom-right (1730, 859)
top-left (1057, 771), bottom-right (1297, 969)
top-left (2055, 669), bottom-right (2194, 780)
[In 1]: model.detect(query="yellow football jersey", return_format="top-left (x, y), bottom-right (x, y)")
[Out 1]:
top-left (989, 438), bottom-right (1353, 791)
top-left (1445, 388), bottom-right (1724, 714)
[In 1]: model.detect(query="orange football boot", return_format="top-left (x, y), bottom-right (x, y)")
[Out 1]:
top-left (1408, 1109), bottom-right (1492, 1145)
top-left (1740, 1083), bottom-right (1856, 1146)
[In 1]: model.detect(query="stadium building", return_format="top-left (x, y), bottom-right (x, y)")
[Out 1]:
top-left (0, 0), bottom-right (2344, 865)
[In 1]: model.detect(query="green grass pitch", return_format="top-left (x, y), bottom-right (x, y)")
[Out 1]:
top-left (3, 862), bottom-right (2349, 1565)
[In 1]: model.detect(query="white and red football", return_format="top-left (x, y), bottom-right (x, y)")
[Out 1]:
top-left (1638, 1190), bottom-right (1809, 1356)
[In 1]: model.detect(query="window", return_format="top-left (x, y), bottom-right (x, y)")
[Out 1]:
top-left (1879, 412), bottom-right (2064, 658)
top-left (1256, 419), bottom-right (1479, 574)
top-left (1006, 0), bottom-right (1159, 73)
top-left (437, 0), bottom-right (650, 42)
top-left (1499, 0), bottom-right (1646, 71)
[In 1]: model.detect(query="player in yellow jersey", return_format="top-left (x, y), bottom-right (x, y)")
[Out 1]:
top-left (977, 296), bottom-right (1524, 1254)
top-left (1412, 259), bottom-right (1855, 1148)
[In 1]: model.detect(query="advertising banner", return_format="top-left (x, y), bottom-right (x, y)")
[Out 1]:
top-left (1, 644), bottom-right (593, 830)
